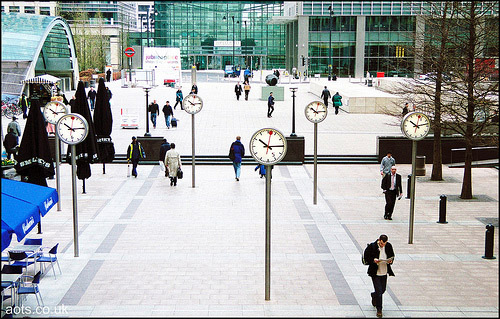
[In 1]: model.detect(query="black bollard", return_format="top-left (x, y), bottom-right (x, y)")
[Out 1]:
top-left (437, 194), bottom-right (448, 224)
top-left (482, 224), bottom-right (496, 259)
top-left (406, 174), bottom-right (411, 199)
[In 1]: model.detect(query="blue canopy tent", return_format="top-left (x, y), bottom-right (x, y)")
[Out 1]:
top-left (1, 179), bottom-right (58, 251)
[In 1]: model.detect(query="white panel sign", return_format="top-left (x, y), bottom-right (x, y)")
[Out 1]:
top-left (214, 40), bottom-right (241, 47)
top-left (143, 47), bottom-right (182, 86)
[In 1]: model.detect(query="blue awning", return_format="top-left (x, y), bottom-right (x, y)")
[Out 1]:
top-left (1, 178), bottom-right (58, 251)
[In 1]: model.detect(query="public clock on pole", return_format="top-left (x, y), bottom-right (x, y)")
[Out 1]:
top-left (43, 101), bottom-right (68, 124)
top-left (183, 94), bottom-right (203, 114)
top-left (305, 101), bottom-right (328, 123)
top-left (401, 111), bottom-right (431, 140)
top-left (249, 128), bottom-right (287, 165)
top-left (56, 113), bottom-right (89, 145)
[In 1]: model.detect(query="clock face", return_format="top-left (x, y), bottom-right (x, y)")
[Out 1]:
top-left (43, 101), bottom-right (68, 124)
top-left (56, 113), bottom-right (89, 145)
top-left (249, 128), bottom-right (287, 165)
top-left (401, 112), bottom-right (431, 140)
top-left (182, 94), bottom-right (203, 114)
top-left (305, 101), bottom-right (328, 123)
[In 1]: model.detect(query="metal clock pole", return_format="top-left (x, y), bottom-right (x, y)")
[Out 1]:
top-left (313, 122), bottom-right (318, 205)
top-left (409, 140), bottom-right (417, 244)
top-left (192, 113), bottom-right (196, 188)
top-left (55, 134), bottom-right (61, 211)
top-left (71, 144), bottom-right (79, 257)
top-left (265, 165), bottom-right (272, 300)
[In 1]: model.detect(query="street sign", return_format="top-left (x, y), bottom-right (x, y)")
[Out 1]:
top-left (124, 47), bottom-right (135, 57)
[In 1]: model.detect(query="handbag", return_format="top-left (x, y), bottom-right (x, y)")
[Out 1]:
top-left (177, 167), bottom-right (183, 179)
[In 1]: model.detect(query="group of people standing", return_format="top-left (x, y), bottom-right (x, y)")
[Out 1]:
top-left (320, 86), bottom-right (343, 115)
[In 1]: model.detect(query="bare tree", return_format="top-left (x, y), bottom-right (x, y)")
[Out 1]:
top-left (443, 1), bottom-right (499, 199)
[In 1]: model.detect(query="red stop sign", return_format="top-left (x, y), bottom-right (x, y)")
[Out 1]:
top-left (124, 47), bottom-right (135, 57)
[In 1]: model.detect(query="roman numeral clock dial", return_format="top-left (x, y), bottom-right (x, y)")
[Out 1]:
top-left (249, 128), bottom-right (287, 165)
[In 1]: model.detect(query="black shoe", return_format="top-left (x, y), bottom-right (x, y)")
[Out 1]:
top-left (376, 310), bottom-right (382, 318)
top-left (384, 215), bottom-right (388, 220)
top-left (388, 217), bottom-right (392, 220)
top-left (236, 177), bottom-right (239, 181)
top-left (170, 180), bottom-right (173, 186)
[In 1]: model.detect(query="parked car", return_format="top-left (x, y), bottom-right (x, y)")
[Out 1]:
top-left (418, 72), bottom-right (451, 82)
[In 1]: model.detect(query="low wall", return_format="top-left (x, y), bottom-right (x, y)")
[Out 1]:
top-left (377, 135), bottom-right (499, 164)
top-left (309, 81), bottom-right (401, 114)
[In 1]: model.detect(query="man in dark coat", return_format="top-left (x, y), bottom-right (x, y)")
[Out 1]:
top-left (159, 138), bottom-right (171, 177)
top-left (191, 83), bottom-right (198, 94)
top-left (127, 136), bottom-right (145, 178)
top-left (229, 136), bottom-right (245, 181)
top-left (234, 82), bottom-right (243, 101)
top-left (320, 86), bottom-right (331, 107)
top-left (106, 69), bottom-right (112, 82)
top-left (162, 101), bottom-right (174, 129)
top-left (381, 166), bottom-right (403, 220)
top-left (363, 234), bottom-right (395, 318)
top-left (19, 93), bottom-right (29, 119)
top-left (87, 87), bottom-right (97, 110)
top-left (3, 128), bottom-right (19, 160)
top-left (149, 100), bottom-right (160, 129)
top-left (267, 92), bottom-right (275, 118)
top-left (106, 87), bottom-right (112, 102)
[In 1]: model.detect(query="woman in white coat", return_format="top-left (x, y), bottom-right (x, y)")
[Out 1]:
top-left (165, 143), bottom-right (181, 186)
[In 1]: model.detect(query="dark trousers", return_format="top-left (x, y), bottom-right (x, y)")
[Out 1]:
top-left (131, 158), bottom-right (139, 176)
top-left (384, 190), bottom-right (397, 218)
top-left (323, 99), bottom-right (329, 107)
top-left (174, 100), bottom-right (182, 109)
top-left (335, 106), bottom-right (339, 114)
top-left (170, 176), bottom-right (178, 186)
top-left (371, 275), bottom-right (387, 311)
top-left (236, 93), bottom-right (241, 100)
top-left (245, 90), bottom-right (249, 100)
top-left (267, 105), bottom-right (274, 117)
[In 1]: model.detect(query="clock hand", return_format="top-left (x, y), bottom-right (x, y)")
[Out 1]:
top-left (50, 109), bottom-right (58, 115)
top-left (259, 139), bottom-right (272, 150)
top-left (64, 123), bottom-right (75, 132)
top-left (309, 107), bottom-right (318, 114)
top-left (268, 145), bottom-right (284, 148)
top-left (409, 120), bottom-right (418, 127)
top-left (188, 100), bottom-right (195, 105)
top-left (414, 115), bottom-right (421, 133)
top-left (266, 131), bottom-right (273, 154)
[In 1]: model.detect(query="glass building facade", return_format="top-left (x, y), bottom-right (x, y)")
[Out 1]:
top-left (150, 1), bottom-right (285, 70)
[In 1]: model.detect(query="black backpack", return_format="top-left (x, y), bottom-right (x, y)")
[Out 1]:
top-left (362, 243), bottom-right (370, 265)
top-left (228, 143), bottom-right (236, 161)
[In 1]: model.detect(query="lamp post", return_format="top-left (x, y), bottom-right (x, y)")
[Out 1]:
top-left (231, 16), bottom-right (235, 66)
top-left (146, 7), bottom-right (158, 48)
top-left (140, 15), bottom-right (144, 68)
top-left (290, 87), bottom-right (298, 137)
top-left (144, 86), bottom-right (151, 137)
top-left (328, 5), bottom-right (333, 81)
top-left (244, 21), bottom-right (247, 67)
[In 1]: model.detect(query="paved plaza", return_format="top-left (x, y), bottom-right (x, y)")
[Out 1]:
top-left (2, 72), bottom-right (498, 317)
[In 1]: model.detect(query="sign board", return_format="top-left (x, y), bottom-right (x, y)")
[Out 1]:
top-left (143, 47), bottom-right (182, 87)
top-left (124, 47), bottom-right (135, 57)
top-left (214, 40), bottom-right (241, 47)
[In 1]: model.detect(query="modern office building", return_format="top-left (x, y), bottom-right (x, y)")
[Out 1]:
top-left (1, 1), bottom-right (57, 16)
top-left (150, 1), bottom-right (286, 70)
top-left (283, 1), bottom-right (498, 78)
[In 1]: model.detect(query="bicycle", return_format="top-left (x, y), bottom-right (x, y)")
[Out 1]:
top-left (1, 102), bottom-right (23, 119)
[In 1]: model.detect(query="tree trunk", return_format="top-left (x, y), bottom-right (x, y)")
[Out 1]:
top-left (431, 123), bottom-right (443, 180)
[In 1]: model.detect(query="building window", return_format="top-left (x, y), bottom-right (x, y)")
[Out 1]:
top-left (40, 7), bottom-right (51, 16)
top-left (24, 6), bottom-right (35, 14)
top-left (9, 6), bottom-right (20, 13)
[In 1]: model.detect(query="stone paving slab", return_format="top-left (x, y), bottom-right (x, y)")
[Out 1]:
top-left (2, 74), bottom-right (498, 318)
